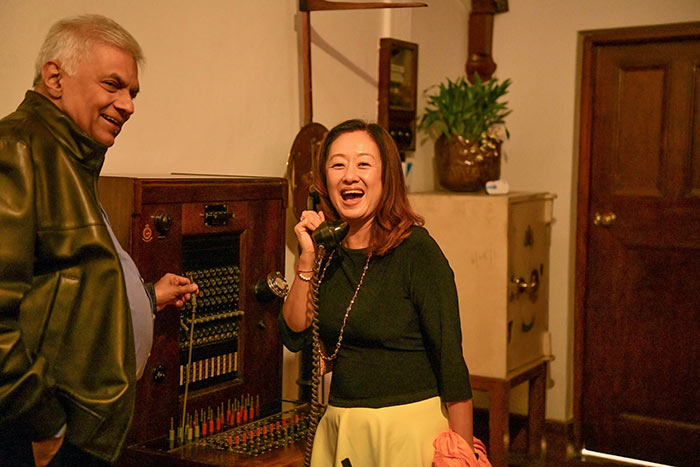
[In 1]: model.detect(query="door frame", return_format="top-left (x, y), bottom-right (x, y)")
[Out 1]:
top-left (573, 21), bottom-right (700, 452)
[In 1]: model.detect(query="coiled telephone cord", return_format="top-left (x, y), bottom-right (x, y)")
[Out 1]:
top-left (303, 244), bottom-right (327, 467)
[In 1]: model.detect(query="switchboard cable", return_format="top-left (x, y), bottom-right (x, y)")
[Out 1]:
top-left (181, 279), bottom-right (197, 439)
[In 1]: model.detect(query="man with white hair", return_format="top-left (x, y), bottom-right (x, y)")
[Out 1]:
top-left (0, 15), bottom-right (197, 466)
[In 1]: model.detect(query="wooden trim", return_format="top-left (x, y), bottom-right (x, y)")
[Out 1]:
top-left (573, 20), bottom-right (700, 453)
top-left (572, 28), bottom-right (594, 453)
top-left (301, 11), bottom-right (312, 125)
top-left (300, 0), bottom-right (426, 11)
top-left (579, 21), bottom-right (700, 44)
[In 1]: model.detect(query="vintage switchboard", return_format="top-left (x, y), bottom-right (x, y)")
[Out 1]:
top-left (98, 175), bottom-right (306, 466)
top-left (408, 191), bottom-right (555, 379)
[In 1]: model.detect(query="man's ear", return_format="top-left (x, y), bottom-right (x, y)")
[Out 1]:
top-left (40, 60), bottom-right (63, 99)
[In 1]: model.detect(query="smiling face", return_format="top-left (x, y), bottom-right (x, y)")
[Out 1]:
top-left (55, 42), bottom-right (139, 147)
top-left (325, 130), bottom-right (384, 227)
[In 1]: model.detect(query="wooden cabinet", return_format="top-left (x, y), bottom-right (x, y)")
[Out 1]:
top-left (408, 191), bottom-right (555, 378)
top-left (98, 176), bottom-right (304, 466)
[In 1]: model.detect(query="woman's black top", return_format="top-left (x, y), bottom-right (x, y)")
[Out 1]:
top-left (279, 226), bottom-right (472, 408)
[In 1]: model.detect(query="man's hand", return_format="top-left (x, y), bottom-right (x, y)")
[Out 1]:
top-left (32, 435), bottom-right (63, 467)
top-left (154, 273), bottom-right (198, 311)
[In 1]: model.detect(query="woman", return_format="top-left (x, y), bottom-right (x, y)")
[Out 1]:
top-left (280, 119), bottom-right (474, 466)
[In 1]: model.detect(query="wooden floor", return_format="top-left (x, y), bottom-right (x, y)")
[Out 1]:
top-left (474, 411), bottom-right (626, 467)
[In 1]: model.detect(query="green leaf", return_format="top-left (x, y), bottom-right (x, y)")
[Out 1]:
top-left (417, 74), bottom-right (512, 142)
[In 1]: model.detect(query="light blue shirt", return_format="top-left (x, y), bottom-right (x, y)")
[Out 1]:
top-left (101, 209), bottom-right (154, 379)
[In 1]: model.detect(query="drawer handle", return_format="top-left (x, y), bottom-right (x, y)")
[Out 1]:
top-left (593, 211), bottom-right (616, 227)
top-left (511, 269), bottom-right (539, 296)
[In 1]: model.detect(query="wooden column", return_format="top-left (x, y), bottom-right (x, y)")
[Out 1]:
top-left (466, 0), bottom-right (508, 83)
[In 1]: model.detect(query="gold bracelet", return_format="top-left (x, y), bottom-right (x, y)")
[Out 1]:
top-left (296, 264), bottom-right (313, 282)
top-left (297, 271), bottom-right (312, 282)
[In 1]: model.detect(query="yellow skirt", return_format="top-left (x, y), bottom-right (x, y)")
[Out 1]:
top-left (310, 396), bottom-right (449, 467)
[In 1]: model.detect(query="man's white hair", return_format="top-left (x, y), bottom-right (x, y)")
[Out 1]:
top-left (33, 14), bottom-right (144, 86)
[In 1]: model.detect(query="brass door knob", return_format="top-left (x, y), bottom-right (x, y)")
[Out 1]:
top-left (593, 211), bottom-right (617, 227)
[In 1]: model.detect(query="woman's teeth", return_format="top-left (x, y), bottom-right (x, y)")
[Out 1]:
top-left (341, 190), bottom-right (363, 200)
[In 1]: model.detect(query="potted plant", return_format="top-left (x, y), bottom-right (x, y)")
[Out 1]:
top-left (417, 73), bottom-right (512, 191)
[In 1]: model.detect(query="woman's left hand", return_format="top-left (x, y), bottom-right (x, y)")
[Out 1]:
top-left (154, 273), bottom-right (199, 311)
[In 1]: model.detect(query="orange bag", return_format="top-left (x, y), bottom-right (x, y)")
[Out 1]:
top-left (432, 430), bottom-right (491, 467)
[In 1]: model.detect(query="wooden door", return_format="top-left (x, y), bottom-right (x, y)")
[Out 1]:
top-left (575, 23), bottom-right (700, 467)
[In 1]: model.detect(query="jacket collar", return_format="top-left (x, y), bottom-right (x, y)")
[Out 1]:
top-left (18, 90), bottom-right (108, 173)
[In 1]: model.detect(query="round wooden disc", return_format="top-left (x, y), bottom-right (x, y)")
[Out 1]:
top-left (286, 122), bottom-right (328, 219)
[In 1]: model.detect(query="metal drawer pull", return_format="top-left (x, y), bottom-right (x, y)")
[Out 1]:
top-left (511, 269), bottom-right (539, 296)
top-left (593, 211), bottom-right (617, 227)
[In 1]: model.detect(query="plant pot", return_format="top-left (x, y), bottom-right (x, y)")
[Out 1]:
top-left (435, 134), bottom-right (501, 192)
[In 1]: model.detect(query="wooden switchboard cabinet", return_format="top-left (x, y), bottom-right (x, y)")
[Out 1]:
top-left (98, 175), bottom-right (305, 466)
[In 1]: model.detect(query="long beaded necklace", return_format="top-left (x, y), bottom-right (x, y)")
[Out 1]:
top-left (317, 249), bottom-right (372, 371)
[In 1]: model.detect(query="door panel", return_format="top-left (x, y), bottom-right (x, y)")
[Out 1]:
top-left (577, 23), bottom-right (700, 467)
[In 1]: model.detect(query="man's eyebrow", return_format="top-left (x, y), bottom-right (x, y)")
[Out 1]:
top-left (107, 73), bottom-right (139, 98)
top-left (107, 73), bottom-right (125, 85)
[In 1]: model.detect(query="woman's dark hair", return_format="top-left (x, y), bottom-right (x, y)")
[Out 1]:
top-left (312, 119), bottom-right (423, 256)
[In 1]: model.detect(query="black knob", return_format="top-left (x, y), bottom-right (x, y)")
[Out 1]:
top-left (152, 364), bottom-right (166, 383)
top-left (152, 211), bottom-right (172, 237)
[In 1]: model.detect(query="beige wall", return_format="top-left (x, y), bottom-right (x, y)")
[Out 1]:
top-left (1, 0), bottom-right (302, 177)
top-left (3, 0), bottom-right (699, 423)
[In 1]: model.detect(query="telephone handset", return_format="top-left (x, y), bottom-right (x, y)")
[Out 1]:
top-left (306, 187), bottom-right (349, 251)
top-left (312, 222), bottom-right (349, 251)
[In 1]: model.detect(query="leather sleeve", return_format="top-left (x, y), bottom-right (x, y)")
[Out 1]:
top-left (0, 136), bottom-right (67, 440)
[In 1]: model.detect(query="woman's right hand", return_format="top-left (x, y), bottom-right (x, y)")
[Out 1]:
top-left (294, 209), bottom-right (325, 263)
top-left (284, 209), bottom-right (327, 332)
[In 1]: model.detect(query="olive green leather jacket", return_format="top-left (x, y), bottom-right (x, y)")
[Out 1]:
top-left (0, 91), bottom-right (136, 462)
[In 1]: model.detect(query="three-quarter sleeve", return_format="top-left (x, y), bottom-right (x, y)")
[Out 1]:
top-left (409, 228), bottom-right (472, 403)
top-left (277, 311), bottom-right (311, 352)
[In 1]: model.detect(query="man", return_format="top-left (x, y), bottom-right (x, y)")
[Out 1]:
top-left (0, 15), bottom-right (197, 466)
